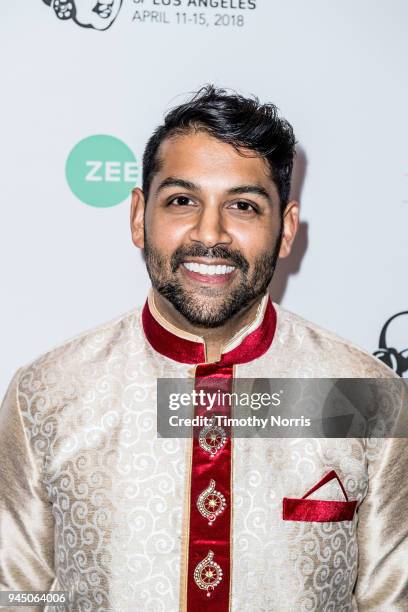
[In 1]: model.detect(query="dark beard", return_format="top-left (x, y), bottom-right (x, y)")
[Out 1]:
top-left (143, 231), bottom-right (282, 329)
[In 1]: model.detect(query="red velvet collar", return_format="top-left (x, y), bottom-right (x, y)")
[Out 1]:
top-left (141, 293), bottom-right (277, 365)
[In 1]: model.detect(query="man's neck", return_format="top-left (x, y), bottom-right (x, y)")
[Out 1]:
top-left (152, 289), bottom-right (265, 363)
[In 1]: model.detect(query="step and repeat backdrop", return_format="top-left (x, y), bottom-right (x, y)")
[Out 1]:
top-left (1, 1), bottom-right (407, 394)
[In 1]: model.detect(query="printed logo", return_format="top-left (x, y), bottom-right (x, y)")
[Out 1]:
top-left (373, 311), bottom-right (408, 377)
top-left (42, 0), bottom-right (123, 30)
top-left (66, 134), bottom-right (138, 208)
top-left (42, 0), bottom-right (257, 30)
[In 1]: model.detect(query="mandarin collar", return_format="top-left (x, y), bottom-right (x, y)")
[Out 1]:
top-left (141, 289), bottom-right (276, 366)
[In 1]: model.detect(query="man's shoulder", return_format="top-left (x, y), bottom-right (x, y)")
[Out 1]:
top-left (274, 302), bottom-right (397, 378)
top-left (17, 306), bottom-right (144, 386)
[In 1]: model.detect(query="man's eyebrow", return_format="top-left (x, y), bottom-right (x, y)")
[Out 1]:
top-left (227, 184), bottom-right (271, 201)
top-left (155, 178), bottom-right (272, 202)
top-left (155, 177), bottom-right (200, 195)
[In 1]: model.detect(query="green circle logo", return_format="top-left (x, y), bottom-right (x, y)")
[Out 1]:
top-left (66, 135), bottom-right (138, 208)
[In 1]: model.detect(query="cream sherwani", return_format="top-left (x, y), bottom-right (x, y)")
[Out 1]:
top-left (1, 292), bottom-right (407, 611)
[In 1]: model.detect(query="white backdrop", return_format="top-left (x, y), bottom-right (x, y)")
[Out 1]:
top-left (1, 1), bottom-right (408, 395)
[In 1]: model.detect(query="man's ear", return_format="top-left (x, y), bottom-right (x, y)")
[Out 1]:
top-left (279, 200), bottom-right (299, 258)
top-left (130, 188), bottom-right (146, 249)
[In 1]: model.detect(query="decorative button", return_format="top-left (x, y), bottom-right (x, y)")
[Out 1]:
top-left (197, 479), bottom-right (226, 525)
top-left (194, 550), bottom-right (223, 597)
top-left (199, 416), bottom-right (227, 457)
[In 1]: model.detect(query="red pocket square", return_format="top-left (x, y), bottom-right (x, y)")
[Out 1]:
top-left (282, 470), bottom-right (357, 522)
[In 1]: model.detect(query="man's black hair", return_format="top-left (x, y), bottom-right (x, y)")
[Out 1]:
top-left (142, 84), bottom-right (296, 213)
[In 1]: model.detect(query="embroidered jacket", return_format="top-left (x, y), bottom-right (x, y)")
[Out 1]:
top-left (0, 292), bottom-right (407, 611)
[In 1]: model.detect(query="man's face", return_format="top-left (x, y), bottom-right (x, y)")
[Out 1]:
top-left (135, 131), bottom-right (291, 328)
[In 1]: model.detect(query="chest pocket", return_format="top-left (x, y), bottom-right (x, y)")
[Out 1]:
top-left (282, 470), bottom-right (358, 522)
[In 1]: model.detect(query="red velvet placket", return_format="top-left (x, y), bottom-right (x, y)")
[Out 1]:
top-left (141, 296), bottom-right (277, 612)
top-left (187, 363), bottom-right (234, 610)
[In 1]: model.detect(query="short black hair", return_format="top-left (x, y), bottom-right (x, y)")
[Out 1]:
top-left (142, 85), bottom-right (296, 213)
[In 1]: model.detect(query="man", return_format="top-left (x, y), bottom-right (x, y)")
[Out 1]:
top-left (1, 86), bottom-right (407, 611)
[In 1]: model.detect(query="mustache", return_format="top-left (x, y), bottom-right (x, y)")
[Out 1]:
top-left (170, 245), bottom-right (249, 274)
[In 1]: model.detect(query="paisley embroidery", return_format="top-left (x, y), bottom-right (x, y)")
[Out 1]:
top-left (198, 416), bottom-right (227, 457)
top-left (197, 479), bottom-right (226, 525)
top-left (193, 550), bottom-right (223, 597)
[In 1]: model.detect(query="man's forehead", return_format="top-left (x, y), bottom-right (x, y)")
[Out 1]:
top-left (153, 131), bottom-right (274, 187)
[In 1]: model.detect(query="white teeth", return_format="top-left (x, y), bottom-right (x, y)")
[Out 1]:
top-left (183, 262), bottom-right (235, 275)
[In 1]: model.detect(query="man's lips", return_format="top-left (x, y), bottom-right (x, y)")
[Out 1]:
top-left (180, 259), bottom-right (237, 285)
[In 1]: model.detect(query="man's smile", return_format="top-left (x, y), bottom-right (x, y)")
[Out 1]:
top-left (181, 260), bottom-right (237, 286)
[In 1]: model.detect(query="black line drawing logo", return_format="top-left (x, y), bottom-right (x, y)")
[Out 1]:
top-left (42, 0), bottom-right (123, 30)
top-left (373, 311), bottom-right (408, 377)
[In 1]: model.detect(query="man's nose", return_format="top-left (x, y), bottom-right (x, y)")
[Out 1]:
top-left (189, 204), bottom-right (232, 248)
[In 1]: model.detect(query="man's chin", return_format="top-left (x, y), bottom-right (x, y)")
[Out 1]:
top-left (152, 276), bottom-right (258, 328)
top-left (179, 313), bottom-right (232, 329)
top-left (178, 303), bottom-right (230, 328)
top-left (169, 294), bottom-right (251, 329)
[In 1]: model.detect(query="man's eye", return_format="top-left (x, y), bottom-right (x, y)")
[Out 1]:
top-left (169, 196), bottom-right (194, 206)
top-left (230, 200), bottom-right (257, 212)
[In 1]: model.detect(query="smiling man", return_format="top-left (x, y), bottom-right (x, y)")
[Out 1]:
top-left (131, 107), bottom-right (298, 362)
top-left (1, 86), bottom-right (407, 611)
